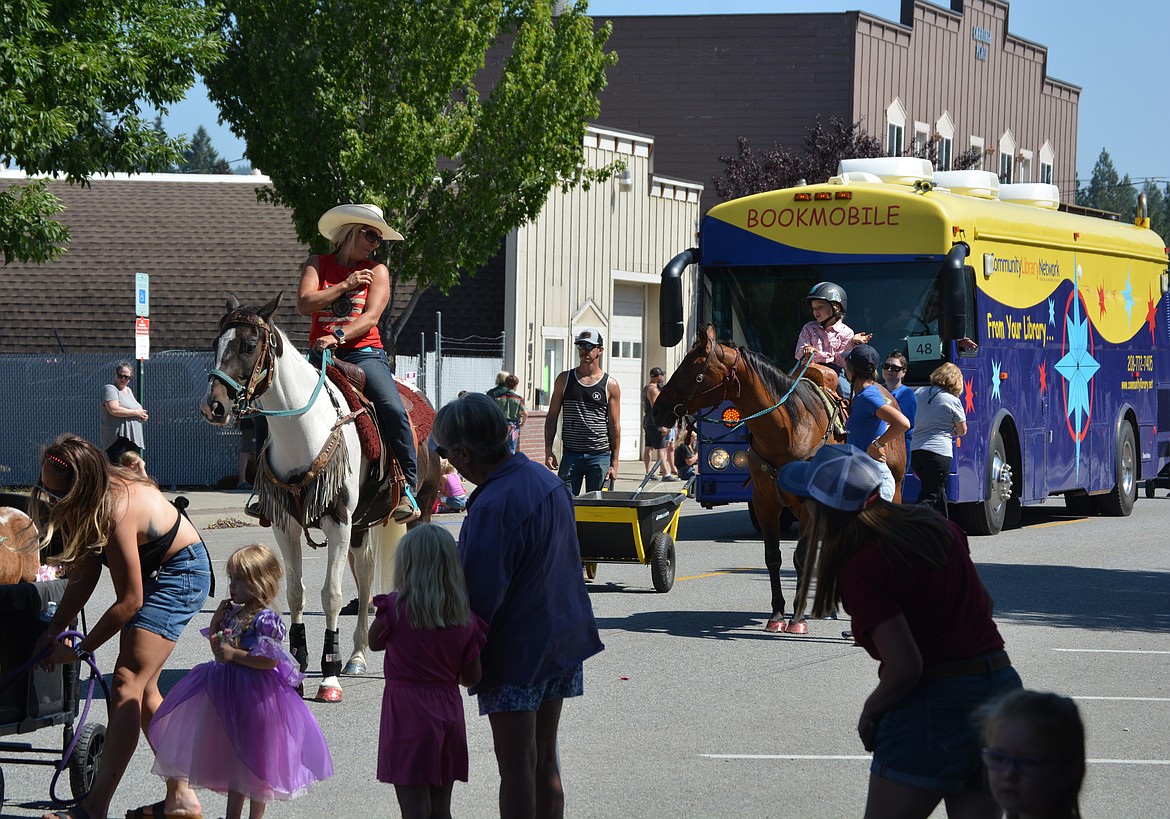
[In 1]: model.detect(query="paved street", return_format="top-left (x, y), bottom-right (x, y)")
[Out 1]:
top-left (2, 465), bottom-right (1168, 818)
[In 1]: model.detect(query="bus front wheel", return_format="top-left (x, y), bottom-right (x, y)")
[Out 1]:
top-left (958, 429), bottom-right (1019, 536)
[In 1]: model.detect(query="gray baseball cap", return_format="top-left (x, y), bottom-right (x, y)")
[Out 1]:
top-left (777, 444), bottom-right (882, 512)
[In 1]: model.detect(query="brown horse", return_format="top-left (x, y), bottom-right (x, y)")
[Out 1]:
top-left (201, 294), bottom-right (439, 701)
top-left (653, 325), bottom-right (905, 632)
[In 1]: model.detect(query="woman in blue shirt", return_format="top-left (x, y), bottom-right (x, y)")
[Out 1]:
top-left (844, 345), bottom-right (911, 501)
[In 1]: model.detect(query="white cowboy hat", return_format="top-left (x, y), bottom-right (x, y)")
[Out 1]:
top-left (317, 203), bottom-right (404, 243)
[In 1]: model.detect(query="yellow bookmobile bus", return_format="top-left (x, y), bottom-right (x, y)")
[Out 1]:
top-left (660, 158), bottom-right (1169, 534)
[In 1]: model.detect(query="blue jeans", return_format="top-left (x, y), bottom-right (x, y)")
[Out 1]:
top-left (558, 449), bottom-right (609, 494)
top-left (506, 420), bottom-right (521, 454)
top-left (333, 347), bottom-right (418, 488)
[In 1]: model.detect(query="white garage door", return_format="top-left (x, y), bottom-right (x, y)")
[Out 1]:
top-left (609, 284), bottom-right (645, 461)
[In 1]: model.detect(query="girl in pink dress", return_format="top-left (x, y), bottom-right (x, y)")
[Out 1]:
top-left (149, 544), bottom-right (333, 819)
top-left (368, 523), bottom-right (487, 818)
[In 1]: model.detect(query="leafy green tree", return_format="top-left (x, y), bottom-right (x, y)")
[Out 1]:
top-left (1077, 149), bottom-right (1136, 220)
top-left (205, 0), bottom-right (615, 345)
top-left (178, 126), bottom-right (232, 174)
top-left (0, 0), bottom-right (224, 264)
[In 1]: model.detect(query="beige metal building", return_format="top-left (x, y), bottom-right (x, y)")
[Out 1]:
top-left (506, 125), bottom-right (702, 460)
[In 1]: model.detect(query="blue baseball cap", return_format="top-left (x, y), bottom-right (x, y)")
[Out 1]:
top-left (777, 444), bottom-right (882, 511)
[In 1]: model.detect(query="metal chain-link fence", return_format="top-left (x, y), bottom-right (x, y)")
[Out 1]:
top-left (0, 336), bottom-right (505, 488)
top-left (0, 351), bottom-right (237, 489)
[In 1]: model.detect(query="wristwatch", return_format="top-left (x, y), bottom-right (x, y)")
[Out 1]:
top-left (332, 327), bottom-right (346, 344)
top-left (74, 644), bottom-right (93, 663)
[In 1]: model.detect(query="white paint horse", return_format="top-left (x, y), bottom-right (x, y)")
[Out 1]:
top-left (201, 294), bottom-right (437, 702)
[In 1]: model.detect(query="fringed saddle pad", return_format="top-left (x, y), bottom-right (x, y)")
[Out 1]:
top-left (325, 364), bottom-right (381, 462)
top-left (397, 380), bottom-right (434, 443)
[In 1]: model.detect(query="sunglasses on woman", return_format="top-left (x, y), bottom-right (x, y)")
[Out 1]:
top-left (882, 363), bottom-right (904, 372)
top-left (360, 228), bottom-right (383, 246)
top-left (34, 480), bottom-right (66, 503)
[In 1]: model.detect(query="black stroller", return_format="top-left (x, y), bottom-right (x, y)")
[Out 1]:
top-left (0, 492), bottom-right (105, 806)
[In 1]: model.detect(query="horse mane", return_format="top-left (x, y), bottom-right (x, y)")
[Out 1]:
top-left (736, 347), bottom-right (821, 425)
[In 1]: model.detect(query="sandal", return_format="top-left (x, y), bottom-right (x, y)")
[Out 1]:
top-left (126, 800), bottom-right (204, 819)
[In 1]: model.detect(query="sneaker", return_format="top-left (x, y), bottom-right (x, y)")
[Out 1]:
top-left (340, 598), bottom-right (376, 615)
top-left (237, 481), bottom-right (253, 491)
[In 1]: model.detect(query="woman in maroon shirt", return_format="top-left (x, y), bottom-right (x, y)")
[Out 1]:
top-left (779, 445), bottom-right (1022, 819)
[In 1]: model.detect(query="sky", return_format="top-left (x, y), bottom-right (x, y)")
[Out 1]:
top-left (163, 0), bottom-right (1169, 186)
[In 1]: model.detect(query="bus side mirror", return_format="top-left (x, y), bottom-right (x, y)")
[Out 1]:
top-left (660, 248), bottom-right (696, 347)
top-left (939, 243), bottom-right (969, 342)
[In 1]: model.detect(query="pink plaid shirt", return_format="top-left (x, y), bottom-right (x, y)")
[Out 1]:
top-left (795, 319), bottom-right (856, 368)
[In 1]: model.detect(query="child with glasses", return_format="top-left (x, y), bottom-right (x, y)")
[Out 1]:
top-left (980, 689), bottom-right (1085, 819)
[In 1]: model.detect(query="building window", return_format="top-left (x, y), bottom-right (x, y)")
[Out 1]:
top-left (970, 136), bottom-right (985, 169)
top-left (886, 99), bottom-right (906, 158)
top-left (999, 151), bottom-right (1014, 183)
top-left (888, 123), bottom-right (904, 157)
top-left (938, 137), bottom-right (953, 171)
top-left (541, 338), bottom-right (564, 402)
top-left (935, 112), bottom-right (955, 170)
top-left (998, 132), bottom-right (1016, 183)
top-left (1039, 141), bottom-right (1055, 186)
top-left (611, 340), bottom-right (642, 359)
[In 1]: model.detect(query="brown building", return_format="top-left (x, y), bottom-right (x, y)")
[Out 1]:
top-left (593, 0), bottom-right (1079, 211)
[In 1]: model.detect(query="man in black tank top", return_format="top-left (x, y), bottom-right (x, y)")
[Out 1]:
top-left (544, 329), bottom-right (622, 493)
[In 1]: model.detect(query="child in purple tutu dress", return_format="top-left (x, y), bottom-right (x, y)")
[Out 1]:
top-left (149, 544), bottom-right (333, 819)
top-left (368, 524), bottom-right (487, 818)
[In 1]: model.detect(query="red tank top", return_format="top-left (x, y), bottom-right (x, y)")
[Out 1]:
top-left (308, 254), bottom-right (383, 349)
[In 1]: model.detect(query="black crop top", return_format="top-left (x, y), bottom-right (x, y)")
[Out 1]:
top-left (98, 512), bottom-right (182, 575)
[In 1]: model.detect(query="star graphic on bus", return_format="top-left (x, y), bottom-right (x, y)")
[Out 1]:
top-left (1096, 284), bottom-right (1106, 318)
top-left (1055, 289), bottom-right (1099, 470)
top-left (1048, 298), bottom-right (1055, 325)
top-left (1038, 360), bottom-right (1047, 394)
top-left (990, 359), bottom-right (1002, 400)
top-left (964, 377), bottom-right (975, 414)
top-left (1147, 289), bottom-right (1158, 342)
top-left (1122, 273), bottom-right (1134, 323)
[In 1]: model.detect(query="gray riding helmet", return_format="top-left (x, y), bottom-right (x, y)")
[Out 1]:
top-left (806, 281), bottom-right (847, 315)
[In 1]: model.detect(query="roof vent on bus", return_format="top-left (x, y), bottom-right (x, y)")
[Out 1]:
top-left (999, 183), bottom-right (1061, 209)
top-left (828, 171), bottom-right (884, 185)
top-left (836, 157), bottom-right (933, 186)
top-left (933, 170), bottom-right (1000, 199)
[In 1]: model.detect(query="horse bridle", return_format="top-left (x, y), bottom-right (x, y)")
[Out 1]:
top-left (208, 309), bottom-right (279, 416)
top-left (658, 333), bottom-right (743, 422)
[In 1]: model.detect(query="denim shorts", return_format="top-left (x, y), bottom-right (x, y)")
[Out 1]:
top-left (477, 664), bottom-right (584, 716)
top-left (127, 542), bottom-right (213, 642)
top-left (871, 662), bottom-right (1022, 793)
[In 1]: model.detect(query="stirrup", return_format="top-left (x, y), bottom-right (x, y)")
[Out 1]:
top-left (391, 485), bottom-right (422, 524)
top-left (402, 485), bottom-right (420, 513)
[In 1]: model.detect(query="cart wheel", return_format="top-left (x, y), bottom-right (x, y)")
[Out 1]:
top-left (69, 722), bottom-right (105, 799)
top-left (583, 562), bottom-right (598, 580)
top-left (650, 533), bottom-right (676, 593)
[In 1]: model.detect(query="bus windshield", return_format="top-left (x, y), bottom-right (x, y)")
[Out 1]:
top-left (703, 260), bottom-right (948, 383)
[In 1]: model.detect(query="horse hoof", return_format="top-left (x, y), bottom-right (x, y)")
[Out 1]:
top-left (315, 685), bottom-right (343, 703)
top-left (342, 659), bottom-right (366, 676)
top-left (764, 619), bottom-right (786, 634)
